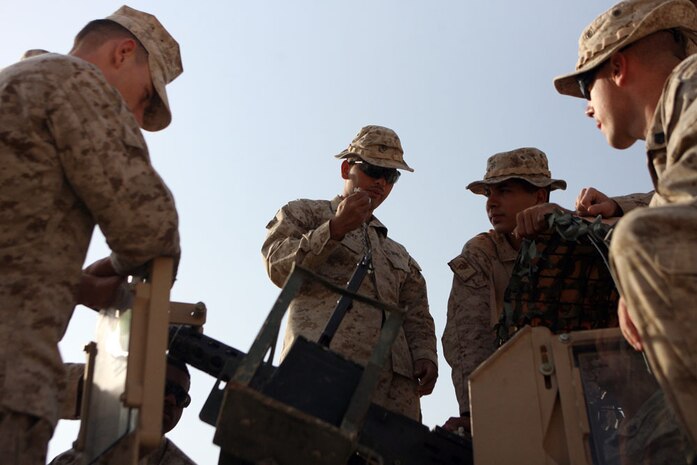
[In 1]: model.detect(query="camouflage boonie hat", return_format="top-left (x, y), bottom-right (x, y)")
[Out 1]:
top-left (467, 147), bottom-right (567, 195)
top-left (335, 125), bottom-right (414, 172)
top-left (554, 0), bottom-right (697, 98)
top-left (106, 5), bottom-right (183, 131)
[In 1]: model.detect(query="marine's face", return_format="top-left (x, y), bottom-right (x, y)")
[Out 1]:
top-left (485, 180), bottom-right (544, 234)
top-left (162, 364), bottom-right (190, 434)
top-left (116, 58), bottom-right (154, 128)
top-left (342, 160), bottom-right (395, 211)
top-left (584, 58), bottom-right (639, 149)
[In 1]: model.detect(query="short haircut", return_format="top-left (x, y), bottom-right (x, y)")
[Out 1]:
top-left (72, 19), bottom-right (147, 62)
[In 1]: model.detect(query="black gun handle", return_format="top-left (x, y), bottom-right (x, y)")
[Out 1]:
top-left (318, 254), bottom-right (371, 347)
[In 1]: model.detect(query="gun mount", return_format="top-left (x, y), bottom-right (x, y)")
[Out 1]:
top-left (169, 263), bottom-right (472, 465)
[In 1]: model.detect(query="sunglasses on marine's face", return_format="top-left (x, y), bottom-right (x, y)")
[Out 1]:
top-left (352, 161), bottom-right (401, 184)
top-left (165, 379), bottom-right (191, 408)
top-left (577, 66), bottom-right (601, 101)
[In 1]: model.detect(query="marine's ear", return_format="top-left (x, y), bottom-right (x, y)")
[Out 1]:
top-left (110, 38), bottom-right (139, 69)
top-left (340, 160), bottom-right (351, 180)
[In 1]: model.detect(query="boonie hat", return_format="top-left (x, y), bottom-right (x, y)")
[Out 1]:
top-left (335, 125), bottom-right (414, 172)
top-left (106, 5), bottom-right (183, 131)
top-left (467, 147), bottom-right (567, 195)
top-left (554, 0), bottom-right (697, 98)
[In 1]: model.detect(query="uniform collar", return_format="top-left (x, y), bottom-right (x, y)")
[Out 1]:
top-left (490, 230), bottom-right (520, 263)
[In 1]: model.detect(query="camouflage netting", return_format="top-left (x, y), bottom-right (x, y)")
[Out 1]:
top-left (497, 211), bottom-right (619, 344)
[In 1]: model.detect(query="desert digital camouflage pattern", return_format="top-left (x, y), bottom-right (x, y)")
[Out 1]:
top-left (49, 437), bottom-right (196, 465)
top-left (0, 411), bottom-right (53, 464)
top-left (554, 0), bottom-right (697, 98)
top-left (612, 191), bottom-right (654, 214)
top-left (105, 5), bottom-right (183, 131)
top-left (611, 53), bottom-right (697, 446)
top-left (442, 231), bottom-right (517, 414)
top-left (334, 125), bottom-right (414, 171)
top-left (262, 197), bottom-right (437, 420)
top-left (465, 147), bottom-right (566, 195)
top-left (443, 147), bottom-right (566, 414)
top-left (0, 54), bottom-right (180, 429)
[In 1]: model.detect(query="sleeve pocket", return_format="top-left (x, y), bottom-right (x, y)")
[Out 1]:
top-left (449, 256), bottom-right (486, 288)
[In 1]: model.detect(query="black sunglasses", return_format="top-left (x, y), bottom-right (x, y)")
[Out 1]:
top-left (165, 379), bottom-right (191, 408)
top-left (577, 67), bottom-right (600, 101)
top-left (352, 160), bottom-right (401, 184)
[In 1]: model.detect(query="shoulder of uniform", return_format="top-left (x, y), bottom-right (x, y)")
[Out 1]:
top-left (285, 198), bottom-right (328, 209)
top-left (674, 53), bottom-right (697, 77)
top-left (664, 54), bottom-right (697, 97)
top-left (281, 198), bottom-right (331, 216)
top-left (2, 54), bottom-right (105, 99)
top-left (385, 233), bottom-right (409, 253)
top-left (268, 198), bottom-right (331, 228)
top-left (461, 231), bottom-right (499, 256)
top-left (10, 53), bottom-right (90, 77)
top-left (448, 231), bottom-right (503, 281)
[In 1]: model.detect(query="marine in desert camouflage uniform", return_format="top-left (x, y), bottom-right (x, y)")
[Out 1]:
top-left (262, 125), bottom-right (438, 421)
top-left (441, 148), bottom-right (566, 432)
top-left (0, 6), bottom-right (182, 464)
top-left (49, 357), bottom-right (196, 465)
top-left (555, 0), bottom-right (697, 449)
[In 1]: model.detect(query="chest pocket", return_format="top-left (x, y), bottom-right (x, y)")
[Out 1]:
top-left (384, 249), bottom-right (410, 273)
top-left (371, 244), bottom-right (410, 305)
top-left (340, 233), bottom-right (365, 256)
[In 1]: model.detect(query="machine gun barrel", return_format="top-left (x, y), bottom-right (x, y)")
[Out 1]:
top-left (168, 326), bottom-right (251, 381)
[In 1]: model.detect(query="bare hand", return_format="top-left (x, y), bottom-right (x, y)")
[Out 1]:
top-left (442, 415), bottom-right (471, 436)
top-left (618, 296), bottom-right (643, 351)
top-left (414, 359), bottom-right (438, 396)
top-left (76, 274), bottom-right (125, 310)
top-left (83, 256), bottom-right (117, 277)
top-left (329, 190), bottom-right (373, 240)
top-left (576, 187), bottom-right (621, 218)
top-left (513, 203), bottom-right (565, 239)
top-left (77, 257), bottom-right (125, 310)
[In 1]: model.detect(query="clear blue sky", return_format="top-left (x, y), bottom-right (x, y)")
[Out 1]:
top-left (1, 1), bottom-right (652, 464)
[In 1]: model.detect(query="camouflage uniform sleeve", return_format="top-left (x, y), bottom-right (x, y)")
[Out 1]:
top-left (660, 84), bottom-right (697, 203)
top-left (399, 258), bottom-right (437, 366)
top-left (442, 243), bottom-right (496, 415)
top-left (261, 201), bottom-right (340, 288)
top-left (50, 66), bottom-right (180, 275)
top-left (612, 192), bottom-right (654, 214)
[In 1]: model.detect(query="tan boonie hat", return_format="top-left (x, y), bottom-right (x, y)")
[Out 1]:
top-left (106, 5), bottom-right (183, 131)
top-left (467, 147), bottom-right (567, 195)
top-left (554, 0), bottom-right (697, 98)
top-left (335, 125), bottom-right (414, 172)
